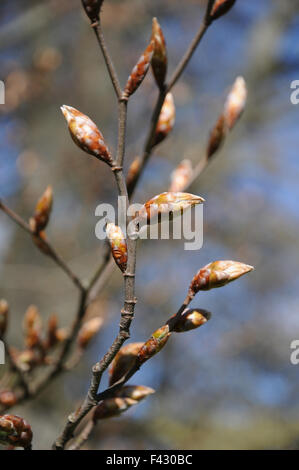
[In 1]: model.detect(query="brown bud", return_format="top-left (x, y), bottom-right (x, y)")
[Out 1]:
top-left (93, 397), bottom-right (136, 421)
top-left (61, 105), bottom-right (113, 165)
top-left (0, 415), bottom-right (32, 449)
top-left (153, 93), bottom-right (175, 146)
top-left (126, 156), bottom-right (141, 189)
top-left (151, 17), bottom-right (167, 89)
top-left (189, 260), bottom-right (254, 296)
top-left (45, 314), bottom-right (58, 349)
top-left (77, 317), bottom-right (103, 349)
top-left (169, 159), bottom-right (193, 192)
top-left (81, 0), bottom-right (103, 22)
top-left (55, 327), bottom-right (68, 343)
top-left (171, 308), bottom-right (211, 333)
top-left (0, 299), bottom-right (9, 338)
top-left (207, 0), bottom-right (236, 23)
top-left (12, 349), bottom-right (37, 372)
top-left (224, 76), bottom-right (247, 130)
top-left (207, 113), bottom-right (226, 159)
top-left (138, 325), bottom-right (171, 365)
top-left (0, 390), bottom-right (18, 408)
top-left (109, 342), bottom-right (144, 386)
top-left (124, 41), bottom-right (154, 98)
top-left (138, 191), bottom-right (204, 223)
top-left (23, 305), bottom-right (42, 349)
top-left (29, 185), bottom-right (53, 233)
top-left (106, 223), bottom-right (127, 273)
top-left (117, 385), bottom-right (155, 402)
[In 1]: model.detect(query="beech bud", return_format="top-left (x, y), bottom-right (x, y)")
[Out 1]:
top-left (0, 415), bottom-right (32, 449)
top-left (169, 159), bottom-right (193, 192)
top-left (29, 185), bottom-right (53, 233)
top-left (189, 260), bottom-right (254, 296)
top-left (23, 305), bottom-right (42, 349)
top-left (171, 308), bottom-right (211, 333)
top-left (224, 76), bottom-right (247, 130)
top-left (106, 223), bottom-right (127, 273)
top-left (81, 0), bottom-right (103, 22)
top-left (138, 192), bottom-right (204, 222)
top-left (0, 299), bottom-right (9, 338)
top-left (109, 342), bottom-right (144, 386)
top-left (137, 325), bottom-right (171, 365)
top-left (117, 385), bottom-right (155, 402)
top-left (61, 105), bottom-right (113, 165)
top-left (154, 93), bottom-right (175, 146)
top-left (124, 41), bottom-right (154, 98)
top-left (93, 397), bottom-right (137, 421)
top-left (206, 0), bottom-right (236, 24)
top-left (151, 17), bottom-right (167, 89)
top-left (77, 317), bottom-right (103, 349)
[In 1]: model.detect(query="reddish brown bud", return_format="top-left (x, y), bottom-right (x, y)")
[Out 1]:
top-left (151, 17), bottom-right (167, 89)
top-left (153, 93), bottom-right (175, 146)
top-left (124, 41), bottom-right (154, 98)
top-left (55, 328), bottom-right (68, 343)
top-left (171, 308), bottom-right (211, 333)
top-left (45, 314), bottom-right (58, 349)
top-left (137, 325), bottom-right (171, 365)
top-left (61, 105), bottom-right (113, 165)
top-left (207, 0), bottom-right (236, 23)
top-left (207, 114), bottom-right (226, 159)
top-left (189, 260), bottom-right (254, 296)
top-left (224, 76), bottom-right (247, 130)
top-left (109, 342), bottom-right (144, 386)
top-left (126, 156), bottom-right (141, 189)
top-left (117, 385), bottom-right (155, 402)
top-left (29, 185), bottom-right (53, 233)
top-left (0, 415), bottom-right (32, 449)
top-left (77, 317), bottom-right (103, 349)
top-left (81, 0), bottom-right (103, 22)
top-left (0, 299), bottom-right (9, 338)
top-left (93, 397), bottom-right (137, 421)
top-left (0, 390), bottom-right (18, 408)
top-left (169, 159), bottom-right (193, 192)
top-left (106, 223), bottom-right (127, 273)
top-left (23, 305), bottom-right (42, 349)
top-left (138, 192), bottom-right (204, 222)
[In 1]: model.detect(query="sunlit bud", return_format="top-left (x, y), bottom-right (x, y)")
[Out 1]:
top-left (0, 299), bottom-right (9, 338)
top-left (189, 260), bottom-right (254, 296)
top-left (151, 18), bottom-right (167, 89)
top-left (171, 308), bottom-right (211, 333)
top-left (81, 0), bottom-right (104, 22)
top-left (206, 114), bottom-right (226, 159)
top-left (0, 390), bottom-right (18, 408)
top-left (137, 325), bottom-right (171, 365)
top-left (29, 185), bottom-right (53, 233)
top-left (117, 385), bottom-right (155, 402)
top-left (153, 93), bottom-right (175, 146)
top-left (207, 0), bottom-right (236, 24)
top-left (23, 305), bottom-right (42, 349)
top-left (126, 156), bottom-right (141, 189)
top-left (45, 314), bottom-right (58, 349)
top-left (109, 342), bottom-right (144, 386)
top-left (106, 223), bottom-right (127, 273)
top-left (77, 317), bottom-right (103, 349)
top-left (138, 192), bottom-right (204, 222)
top-left (124, 41), bottom-right (154, 98)
top-left (61, 105), bottom-right (113, 165)
top-left (0, 415), bottom-right (32, 449)
top-left (169, 159), bottom-right (193, 192)
top-left (93, 397), bottom-right (137, 421)
top-left (224, 76), bottom-right (247, 130)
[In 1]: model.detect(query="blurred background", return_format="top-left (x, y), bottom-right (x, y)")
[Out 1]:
top-left (0, 0), bottom-right (299, 450)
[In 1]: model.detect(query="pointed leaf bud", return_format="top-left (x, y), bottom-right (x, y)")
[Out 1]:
top-left (23, 305), bottom-right (42, 349)
top-left (61, 105), bottom-right (113, 165)
top-left (117, 385), bottom-right (155, 402)
top-left (137, 325), bottom-right (171, 365)
top-left (0, 299), bottom-right (9, 338)
top-left (189, 260), bottom-right (254, 296)
top-left (169, 159), bottom-right (193, 192)
top-left (0, 415), bottom-right (32, 449)
top-left (138, 192), bottom-right (204, 222)
top-left (77, 317), bottom-right (103, 349)
top-left (224, 76), bottom-right (247, 130)
top-left (151, 18), bottom-right (167, 90)
top-left (206, 114), bottom-right (226, 159)
top-left (126, 156), bottom-right (141, 189)
top-left (171, 308), bottom-right (211, 333)
top-left (207, 0), bottom-right (236, 24)
top-left (93, 397), bottom-right (136, 421)
top-left (29, 185), bottom-right (53, 234)
top-left (153, 93), bottom-right (175, 146)
top-left (124, 41), bottom-right (154, 98)
top-left (0, 390), bottom-right (18, 408)
top-left (45, 314), bottom-right (58, 349)
top-left (106, 223), bottom-right (127, 273)
top-left (81, 0), bottom-right (103, 23)
top-left (109, 342), bottom-right (144, 386)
